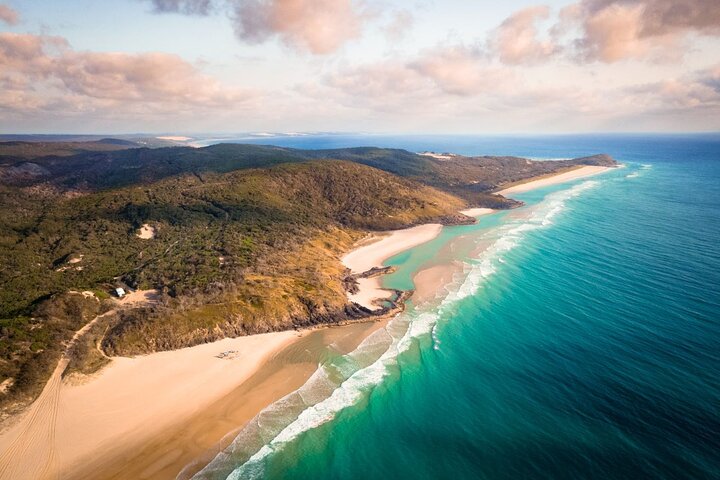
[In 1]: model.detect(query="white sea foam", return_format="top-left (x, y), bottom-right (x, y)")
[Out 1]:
top-left (194, 179), bottom-right (601, 480)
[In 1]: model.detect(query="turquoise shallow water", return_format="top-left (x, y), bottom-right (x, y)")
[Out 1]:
top-left (194, 135), bottom-right (720, 480)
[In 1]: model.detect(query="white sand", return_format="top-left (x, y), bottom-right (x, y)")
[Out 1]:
top-left (0, 332), bottom-right (298, 480)
top-left (347, 277), bottom-right (393, 310)
top-left (497, 166), bottom-right (612, 195)
top-left (137, 223), bottom-right (155, 239)
top-left (342, 224), bottom-right (443, 310)
top-left (418, 152), bottom-right (457, 161)
top-left (342, 224), bottom-right (443, 274)
top-left (459, 207), bottom-right (494, 217)
top-left (156, 136), bottom-right (192, 142)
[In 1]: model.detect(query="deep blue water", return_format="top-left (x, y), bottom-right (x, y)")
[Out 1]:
top-left (195, 134), bottom-right (720, 480)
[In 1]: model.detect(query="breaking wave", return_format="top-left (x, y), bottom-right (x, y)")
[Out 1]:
top-left (192, 180), bottom-right (601, 480)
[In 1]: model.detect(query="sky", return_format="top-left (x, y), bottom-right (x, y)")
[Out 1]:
top-left (1, 0), bottom-right (719, 134)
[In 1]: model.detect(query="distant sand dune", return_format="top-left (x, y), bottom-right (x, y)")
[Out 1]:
top-left (137, 223), bottom-right (155, 239)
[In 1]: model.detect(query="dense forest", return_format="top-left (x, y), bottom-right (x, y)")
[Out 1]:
top-left (0, 140), bottom-right (616, 414)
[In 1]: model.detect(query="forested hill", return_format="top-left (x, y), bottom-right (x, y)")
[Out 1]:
top-left (0, 158), bottom-right (469, 415)
top-left (0, 142), bottom-right (616, 208)
top-left (0, 140), bottom-right (616, 416)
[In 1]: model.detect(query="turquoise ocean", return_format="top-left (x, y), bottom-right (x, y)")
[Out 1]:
top-left (193, 134), bottom-right (720, 480)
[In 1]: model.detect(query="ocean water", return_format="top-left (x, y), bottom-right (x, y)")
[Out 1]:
top-left (193, 134), bottom-right (720, 480)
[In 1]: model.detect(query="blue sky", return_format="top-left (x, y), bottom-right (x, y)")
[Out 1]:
top-left (1, 0), bottom-right (719, 134)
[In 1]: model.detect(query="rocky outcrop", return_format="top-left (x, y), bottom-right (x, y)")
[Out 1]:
top-left (343, 266), bottom-right (397, 294)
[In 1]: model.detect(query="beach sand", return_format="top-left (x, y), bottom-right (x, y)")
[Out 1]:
top-left (69, 320), bottom-right (385, 480)
top-left (0, 319), bottom-right (387, 480)
top-left (343, 211), bottom-right (495, 310)
top-left (342, 224), bottom-right (443, 310)
top-left (459, 207), bottom-right (494, 217)
top-left (342, 224), bottom-right (443, 274)
top-left (156, 136), bottom-right (192, 142)
top-left (0, 165), bottom-right (613, 479)
top-left (497, 166), bottom-right (611, 195)
top-left (0, 332), bottom-right (298, 480)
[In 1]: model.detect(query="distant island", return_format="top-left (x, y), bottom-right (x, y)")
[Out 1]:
top-left (0, 139), bottom-right (617, 420)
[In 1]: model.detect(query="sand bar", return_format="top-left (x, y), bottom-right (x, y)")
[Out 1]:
top-left (342, 224), bottom-right (443, 310)
top-left (497, 166), bottom-right (612, 195)
top-left (459, 207), bottom-right (494, 217)
top-left (342, 224), bottom-right (443, 274)
top-left (412, 263), bottom-right (463, 306)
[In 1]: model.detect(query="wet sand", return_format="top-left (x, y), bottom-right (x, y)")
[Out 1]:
top-left (8, 322), bottom-right (384, 480)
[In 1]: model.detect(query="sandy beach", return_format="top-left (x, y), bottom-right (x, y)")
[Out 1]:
top-left (156, 136), bottom-right (192, 142)
top-left (459, 207), bottom-right (494, 217)
top-left (0, 165), bottom-right (615, 480)
top-left (0, 332), bottom-right (299, 480)
top-left (342, 224), bottom-right (443, 309)
top-left (497, 166), bottom-right (612, 195)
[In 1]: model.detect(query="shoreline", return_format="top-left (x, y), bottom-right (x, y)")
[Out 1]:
top-left (0, 164), bottom-right (615, 480)
top-left (342, 209), bottom-right (495, 310)
top-left (0, 331), bottom-right (299, 480)
top-left (70, 320), bottom-right (386, 480)
top-left (496, 165), bottom-right (612, 195)
top-left (342, 224), bottom-right (443, 310)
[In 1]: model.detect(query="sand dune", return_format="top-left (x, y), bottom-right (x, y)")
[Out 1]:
top-left (137, 223), bottom-right (155, 239)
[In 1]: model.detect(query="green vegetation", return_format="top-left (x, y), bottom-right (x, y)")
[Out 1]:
top-left (0, 138), bottom-right (138, 160)
top-left (0, 141), bottom-right (617, 414)
top-left (0, 293), bottom-right (112, 415)
top-left (0, 158), bottom-right (468, 412)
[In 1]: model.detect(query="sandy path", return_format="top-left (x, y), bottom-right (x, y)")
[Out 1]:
top-left (0, 292), bottom-right (159, 480)
top-left (0, 306), bottom-right (117, 480)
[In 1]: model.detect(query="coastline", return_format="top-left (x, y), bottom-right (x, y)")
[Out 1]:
top-left (343, 209), bottom-right (495, 310)
top-left (68, 320), bottom-right (387, 480)
top-left (342, 224), bottom-right (443, 309)
top-left (0, 164), bottom-right (615, 480)
top-left (496, 165), bottom-right (612, 195)
top-left (0, 332), bottom-right (299, 480)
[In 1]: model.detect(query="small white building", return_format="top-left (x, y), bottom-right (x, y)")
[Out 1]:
top-left (115, 287), bottom-right (126, 298)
